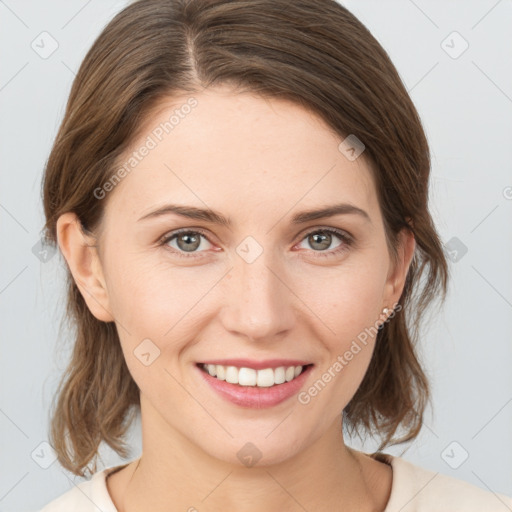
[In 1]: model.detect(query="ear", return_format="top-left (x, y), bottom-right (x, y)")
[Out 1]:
top-left (56, 212), bottom-right (114, 322)
top-left (382, 226), bottom-right (416, 313)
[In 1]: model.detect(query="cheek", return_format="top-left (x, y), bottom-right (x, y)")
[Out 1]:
top-left (294, 257), bottom-right (387, 405)
top-left (299, 257), bottom-right (388, 344)
top-left (105, 255), bottom-right (220, 381)
top-left (106, 252), bottom-right (205, 333)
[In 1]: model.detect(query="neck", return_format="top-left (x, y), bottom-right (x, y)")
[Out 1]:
top-left (113, 399), bottom-right (388, 512)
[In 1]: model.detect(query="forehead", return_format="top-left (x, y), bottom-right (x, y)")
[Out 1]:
top-left (104, 86), bottom-right (377, 226)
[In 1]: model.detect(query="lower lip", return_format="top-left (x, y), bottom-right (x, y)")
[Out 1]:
top-left (196, 364), bottom-right (313, 409)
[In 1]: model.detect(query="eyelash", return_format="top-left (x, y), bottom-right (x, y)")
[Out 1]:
top-left (158, 227), bottom-right (353, 259)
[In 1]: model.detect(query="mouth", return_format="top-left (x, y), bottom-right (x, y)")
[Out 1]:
top-left (195, 361), bottom-right (315, 408)
top-left (196, 362), bottom-right (314, 388)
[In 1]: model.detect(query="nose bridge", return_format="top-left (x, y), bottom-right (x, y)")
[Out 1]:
top-left (220, 242), bottom-right (294, 340)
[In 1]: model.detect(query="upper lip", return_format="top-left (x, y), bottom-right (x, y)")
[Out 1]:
top-left (198, 359), bottom-right (313, 370)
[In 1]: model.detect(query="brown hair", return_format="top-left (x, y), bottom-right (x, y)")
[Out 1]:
top-left (42, 0), bottom-right (448, 477)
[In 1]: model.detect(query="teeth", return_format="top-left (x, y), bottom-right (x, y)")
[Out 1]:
top-left (203, 364), bottom-right (306, 387)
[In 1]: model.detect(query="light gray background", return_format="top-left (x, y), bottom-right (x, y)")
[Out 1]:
top-left (1, 0), bottom-right (511, 510)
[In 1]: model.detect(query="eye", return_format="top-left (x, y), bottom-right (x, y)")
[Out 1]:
top-left (159, 226), bottom-right (353, 259)
top-left (296, 227), bottom-right (353, 257)
top-left (159, 229), bottom-right (214, 258)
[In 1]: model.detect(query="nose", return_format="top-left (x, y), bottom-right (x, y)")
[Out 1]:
top-left (218, 249), bottom-right (295, 342)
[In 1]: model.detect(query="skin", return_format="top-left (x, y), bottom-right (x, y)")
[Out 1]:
top-left (57, 85), bottom-right (415, 511)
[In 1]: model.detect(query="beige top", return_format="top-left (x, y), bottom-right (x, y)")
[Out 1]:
top-left (39, 452), bottom-right (512, 511)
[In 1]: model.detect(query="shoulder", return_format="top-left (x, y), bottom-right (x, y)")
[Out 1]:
top-left (38, 466), bottom-right (120, 512)
top-left (372, 452), bottom-right (512, 512)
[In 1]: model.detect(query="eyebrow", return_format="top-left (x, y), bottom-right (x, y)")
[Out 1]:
top-left (137, 202), bottom-right (371, 226)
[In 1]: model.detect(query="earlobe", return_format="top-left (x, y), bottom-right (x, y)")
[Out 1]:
top-left (56, 212), bottom-right (114, 322)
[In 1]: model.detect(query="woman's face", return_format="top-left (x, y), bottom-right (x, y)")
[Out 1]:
top-left (69, 85), bottom-right (414, 466)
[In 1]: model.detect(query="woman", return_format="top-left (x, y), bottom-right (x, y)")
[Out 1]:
top-left (39, 0), bottom-right (512, 510)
